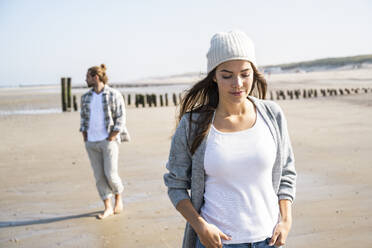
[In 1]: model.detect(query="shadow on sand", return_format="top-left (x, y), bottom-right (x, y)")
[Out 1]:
top-left (0, 211), bottom-right (101, 228)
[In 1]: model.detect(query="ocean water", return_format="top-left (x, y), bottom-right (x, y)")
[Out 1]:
top-left (1, 83), bottom-right (192, 94)
top-left (0, 108), bottom-right (62, 116)
top-left (75, 83), bottom-right (192, 94)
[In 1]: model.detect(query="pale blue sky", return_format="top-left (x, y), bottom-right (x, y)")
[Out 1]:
top-left (1, 0), bottom-right (371, 86)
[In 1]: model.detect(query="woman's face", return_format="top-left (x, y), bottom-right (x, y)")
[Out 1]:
top-left (214, 60), bottom-right (254, 104)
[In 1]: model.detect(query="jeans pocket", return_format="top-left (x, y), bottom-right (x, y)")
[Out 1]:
top-left (264, 238), bottom-right (276, 248)
top-left (195, 237), bottom-right (205, 248)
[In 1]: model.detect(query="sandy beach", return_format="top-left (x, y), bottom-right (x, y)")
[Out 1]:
top-left (1, 71), bottom-right (372, 247)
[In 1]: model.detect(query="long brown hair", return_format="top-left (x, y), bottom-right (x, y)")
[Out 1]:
top-left (88, 64), bottom-right (108, 84)
top-left (178, 62), bottom-right (267, 155)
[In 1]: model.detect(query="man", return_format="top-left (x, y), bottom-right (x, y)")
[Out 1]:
top-left (80, 64), bottom-right (129, 219)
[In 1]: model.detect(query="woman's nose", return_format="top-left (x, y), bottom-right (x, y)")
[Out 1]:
top-left (232, 76), bottom-right (243, 88)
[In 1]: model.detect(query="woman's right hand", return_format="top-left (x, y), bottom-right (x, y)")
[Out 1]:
top-left (197, 222), bottom-right (231, 248)
top-left (174, 200), bottom-right (231, 248)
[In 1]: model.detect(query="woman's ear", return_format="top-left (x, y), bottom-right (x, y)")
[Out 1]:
top-left (213, 77), bottom-right (217, 83)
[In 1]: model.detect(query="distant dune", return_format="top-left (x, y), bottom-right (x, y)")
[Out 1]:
top-left (116, 54), bottom-right (372, 86)
top-left (263, 54), bottom-right (372, 74)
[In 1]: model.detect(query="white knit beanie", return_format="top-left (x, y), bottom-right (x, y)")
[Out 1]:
top-left (206, 30), bottom-right (256, 74)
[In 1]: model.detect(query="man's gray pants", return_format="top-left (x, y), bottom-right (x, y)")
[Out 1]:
top-left (85, 140), bottom-right (124, 200)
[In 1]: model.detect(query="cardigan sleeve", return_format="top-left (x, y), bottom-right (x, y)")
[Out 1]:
top-left (269, 102), bottom-right (297, 203)
top-left (278, 106), bottom-right (297, 202)
top-left (163, 114), bottom-right (193, 208)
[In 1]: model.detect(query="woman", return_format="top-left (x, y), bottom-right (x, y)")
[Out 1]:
top-left (80, 64), bottom-right (129, 219)
top-left (164, 31), bottom-right (296, 248)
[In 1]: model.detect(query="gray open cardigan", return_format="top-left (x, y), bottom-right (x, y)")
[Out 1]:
top-left (163, 96), bottom-right (297, 248)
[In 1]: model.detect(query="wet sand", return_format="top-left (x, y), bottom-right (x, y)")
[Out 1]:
top-left (1, 87), bottom-right (372, 247)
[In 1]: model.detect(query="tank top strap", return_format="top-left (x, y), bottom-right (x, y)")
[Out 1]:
top-left (211, 110), bottom-right (216, 124)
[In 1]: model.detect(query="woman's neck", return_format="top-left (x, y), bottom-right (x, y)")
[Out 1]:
top-left (216, 98), bottom-right (251, 117)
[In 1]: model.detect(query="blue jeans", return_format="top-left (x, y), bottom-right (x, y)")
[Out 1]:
top-left (196, 237), bottom-right (275, 248)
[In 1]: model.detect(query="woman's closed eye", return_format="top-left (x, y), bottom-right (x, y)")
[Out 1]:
top-left (222, 74), bottom-right (250, 79)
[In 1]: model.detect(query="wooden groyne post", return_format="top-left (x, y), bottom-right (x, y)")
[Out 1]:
top-left (152, 94), bottom-right (157, 107)
top-left (135, 94), bottom-right (145, 108)
top-left (61, 77), bottom-right (73, 112)
top-left (61, 78), bottom-right (67, 112)
top-left (172, 93), bottom-right (178, 106)
top-left (67, 77), bottom-right (72, 111)
top-left (73, 95), bottom-right (78, 111)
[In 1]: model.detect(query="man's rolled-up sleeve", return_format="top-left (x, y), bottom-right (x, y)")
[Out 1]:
top-left (79, 95), bottom-right (87, 132)
top-left (112, 92), bottom-right (126, 132)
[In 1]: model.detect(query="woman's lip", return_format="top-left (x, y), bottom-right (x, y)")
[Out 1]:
top-left (230, 91), bottom-right (243, 96)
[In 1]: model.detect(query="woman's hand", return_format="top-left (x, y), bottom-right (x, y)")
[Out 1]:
top-left (268, 219), bottom-right (292, 247)
top-left (197, 222), bottom-right (231, 248)
top-left (269, 199), bottom-right (293, 246)
top-left (175, 199), bottom-right (231, 248)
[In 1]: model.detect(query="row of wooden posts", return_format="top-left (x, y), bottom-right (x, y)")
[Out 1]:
top-left (268, 87), bottom-right (372, 100)
top-left (124, 87), bottom-right (372, 108)
top-left (61, 79), bottom-right (372, 112)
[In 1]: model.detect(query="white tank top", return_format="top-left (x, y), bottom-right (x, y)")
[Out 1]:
top-left (87, 92), bottom-right (109, 142)
top-left (201, 111), bottom-right (279, 244)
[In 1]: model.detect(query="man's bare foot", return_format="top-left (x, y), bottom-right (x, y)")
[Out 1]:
top-left (114, 200), bottom-right (123, 214)
top-left (97, 208), bottom-right (114, 219)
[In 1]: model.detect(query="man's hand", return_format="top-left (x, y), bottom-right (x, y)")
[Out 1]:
top-left (106, 131), bottom-right (119, 141)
